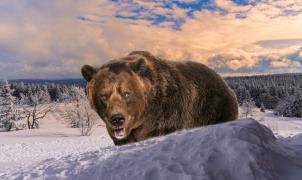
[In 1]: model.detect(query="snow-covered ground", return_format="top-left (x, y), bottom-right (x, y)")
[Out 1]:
top-left (240, 107), bottom-right (302, 137)
top-left (0, 105), bottom-right (302, 179)
top-left (0, 105), bottom-right (113, 177)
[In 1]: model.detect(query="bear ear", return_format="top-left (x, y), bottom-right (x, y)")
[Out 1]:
top-left (128, 51), bottom-right (152, 57)
top-left (81, 65), bottom-right (96, 82)
top-left (129, 58), bottom-right (148, 75)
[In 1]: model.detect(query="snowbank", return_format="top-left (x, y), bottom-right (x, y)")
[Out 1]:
top-left (2, 119), bottom-right (302, 180)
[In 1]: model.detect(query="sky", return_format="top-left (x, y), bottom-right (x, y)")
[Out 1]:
top-left (0, 0), bottom-right (302, 79)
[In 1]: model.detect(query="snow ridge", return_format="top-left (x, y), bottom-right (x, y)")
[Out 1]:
top-left (2, 119), bottom-right (302, 180)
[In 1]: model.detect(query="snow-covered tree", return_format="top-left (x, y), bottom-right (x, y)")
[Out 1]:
top-left (275, 94), bottom-right (302, 118)
top-left (241, 99), bottom-right (256, 118)
top-left (258, 93), bottom-right (279, 109)
top-left (20, 89), bottom-right (54, 129)
top-left (58, 86), bottom-right (71, 103)
top-left (64, 86), bottom-right (99, 136)
top-left (0, 80), bottom-right (22, 131)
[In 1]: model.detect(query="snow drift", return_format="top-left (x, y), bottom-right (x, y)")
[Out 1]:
top-left (3, 119), bottom-right (302, 180)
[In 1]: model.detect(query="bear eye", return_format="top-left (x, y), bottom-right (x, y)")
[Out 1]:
top-left (100, 94), bottom-right (109, 101)
top-left (122, 92), bottom-right (130, 99)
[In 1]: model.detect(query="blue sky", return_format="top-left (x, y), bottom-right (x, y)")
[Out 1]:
top-left (0, 0), bottom-right (302, 79)
top-left (111, 0), bottom-right (258, 29)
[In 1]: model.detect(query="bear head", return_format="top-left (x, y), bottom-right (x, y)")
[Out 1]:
top-left (81, 52), bottom-right (154, 142)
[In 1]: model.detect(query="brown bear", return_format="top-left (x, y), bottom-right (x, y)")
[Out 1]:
top-left (81, 51), bottom-right (238, 145)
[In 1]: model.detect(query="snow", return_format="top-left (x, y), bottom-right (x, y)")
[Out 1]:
top-left (0, 105), bottom-right (302, 179)
top-left (0, 105), bottom-right (113, 176)
top-left (239, 107), bottom-right (302, 137)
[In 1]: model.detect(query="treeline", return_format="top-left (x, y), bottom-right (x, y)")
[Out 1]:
top-left (9, 82), bottom-right (85, 103)
top-left (5, 73), bottom-right (302, 118)
top-left (0, 80), bottom-right (98, 135)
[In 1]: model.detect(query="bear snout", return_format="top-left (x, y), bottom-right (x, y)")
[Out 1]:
top-left (110, 113), bottom-right (125, 127)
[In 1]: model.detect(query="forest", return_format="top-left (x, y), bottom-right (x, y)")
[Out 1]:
top-left (225, 73), bottom-right (302, 117)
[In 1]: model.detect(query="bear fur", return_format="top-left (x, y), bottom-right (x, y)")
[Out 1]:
top-left (81, 51), bottom-right (238, 145)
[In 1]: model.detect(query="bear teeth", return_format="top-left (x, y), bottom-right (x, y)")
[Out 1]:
top-left (114, 128), bottom-right (126, 139)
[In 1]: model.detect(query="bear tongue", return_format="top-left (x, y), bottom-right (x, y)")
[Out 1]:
top-left (114, 128), bottom-right (125, 139)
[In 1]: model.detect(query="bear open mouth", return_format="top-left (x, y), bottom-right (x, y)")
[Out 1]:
top-left (113, 128), bottom-right (126, 139)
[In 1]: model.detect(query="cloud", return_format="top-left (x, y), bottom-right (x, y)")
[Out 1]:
top-left (257, 39), bottom-right (302, 49)
top-left (0, 0), bottom-right (117, 79)
top-left (271, 58), bottom-right (301, 68)
top-left (0, 0), bottom-right (302, 79)
top-left (177, 0), bottom-right (200, 3)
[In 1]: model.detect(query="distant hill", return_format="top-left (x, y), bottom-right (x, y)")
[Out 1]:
top-left (10, 79), bottom-right (87, 87)
top-left (9, 73), bottom-right (302, 87)
top-left (224, 73), bottom-right (302, 80)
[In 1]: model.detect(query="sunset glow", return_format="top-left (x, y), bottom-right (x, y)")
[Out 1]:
top-left (1, 0), bottom-right (302, 79)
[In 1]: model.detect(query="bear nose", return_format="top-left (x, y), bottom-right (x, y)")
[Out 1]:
top-left (110, 113), bottom-right (125, 126)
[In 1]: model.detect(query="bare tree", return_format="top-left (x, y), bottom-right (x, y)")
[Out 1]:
top-left (20, 89), bottom-right (54, 129)
top-left (241, 99), bottom-right (256, 118)
top-left (64, 86), bottom-right (99, 136)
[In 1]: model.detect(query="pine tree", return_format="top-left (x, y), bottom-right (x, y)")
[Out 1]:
top-left (0, 80), bottom-right (20, 131)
